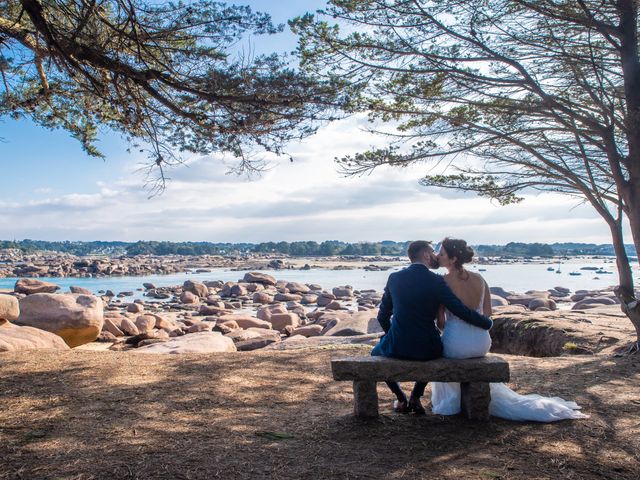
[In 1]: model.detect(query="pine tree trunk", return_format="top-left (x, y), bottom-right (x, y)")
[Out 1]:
top-left (610, 218), bottom-right (640, 351)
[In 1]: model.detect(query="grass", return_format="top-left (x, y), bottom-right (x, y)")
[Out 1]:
top-left (563, 342), bottom-right (578, 351)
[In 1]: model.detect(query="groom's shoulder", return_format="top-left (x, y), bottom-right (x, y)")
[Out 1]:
top-left (394, 265), bottom-right (441, 281)
top-left (421, 268), bottom-right (445, 286)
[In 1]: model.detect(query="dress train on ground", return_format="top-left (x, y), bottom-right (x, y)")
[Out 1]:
top-left (431, 285), bottom-right (588, 422)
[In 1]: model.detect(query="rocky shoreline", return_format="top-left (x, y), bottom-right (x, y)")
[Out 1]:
top-left (1, 271), bottom-right (635, 355)
top-left (0, 250), bottom-right (409, 278)
top-left (0, 249), bottom-right (622, 279)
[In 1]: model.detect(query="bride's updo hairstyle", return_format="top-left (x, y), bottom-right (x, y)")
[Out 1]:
top-left (441, 238), bottom-right (474, 270)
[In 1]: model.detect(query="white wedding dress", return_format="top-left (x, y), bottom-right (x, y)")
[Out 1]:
top-left (431, 286), bottom-right (589, 421)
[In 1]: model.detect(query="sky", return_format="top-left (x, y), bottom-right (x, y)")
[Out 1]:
top-left (0, 1), bottom-right (629, 244)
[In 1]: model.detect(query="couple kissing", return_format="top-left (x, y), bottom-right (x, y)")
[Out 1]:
top-left (372, 239), bottom-right (588, 422)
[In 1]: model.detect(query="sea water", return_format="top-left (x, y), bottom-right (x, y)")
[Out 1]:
top-left (0, 259), bottom-right (637, 299)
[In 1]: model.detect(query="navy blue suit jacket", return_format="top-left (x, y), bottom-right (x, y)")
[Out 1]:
top-left (372, 263), bottom-right (493, 361)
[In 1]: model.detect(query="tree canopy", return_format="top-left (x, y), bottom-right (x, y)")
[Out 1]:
top-left (0, 0), bottom-right (343, 192)
top-left (293, 0), bottom-right (640, 348)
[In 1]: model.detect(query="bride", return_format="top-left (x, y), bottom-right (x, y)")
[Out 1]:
top-left (431, 238), bottom-right (588, 422)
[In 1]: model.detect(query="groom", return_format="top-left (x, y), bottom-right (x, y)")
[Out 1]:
top-left (372, 240), bottom-right (493, 414)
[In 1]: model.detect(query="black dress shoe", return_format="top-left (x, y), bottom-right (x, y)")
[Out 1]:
top-left (408, 397), bottom-right (426, 415)
top-left (393, 399), bottom-right (410, 413)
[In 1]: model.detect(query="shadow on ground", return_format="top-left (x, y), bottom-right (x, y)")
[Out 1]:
top-left (0, 347), bottom-right (639, 479)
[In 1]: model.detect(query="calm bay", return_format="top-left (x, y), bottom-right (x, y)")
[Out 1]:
top-left (1, 258), bottom-right (637, 298)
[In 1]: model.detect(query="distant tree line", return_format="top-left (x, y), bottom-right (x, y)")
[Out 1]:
top-left (475, 243), bottom-right (554, 257)
top-left (0, 240), bottom-right (130, 256)
top-left (0, 239), bottom-right (636, 258)
top-left (0, 239), bottom-right (408, 256)
top-left (475, 243), bottom-right (636, 258)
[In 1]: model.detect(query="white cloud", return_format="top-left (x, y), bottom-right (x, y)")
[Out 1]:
top-left (0, 117), bottom-right (630, 245)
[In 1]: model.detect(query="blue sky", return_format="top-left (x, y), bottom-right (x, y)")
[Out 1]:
top-left (0, 1), bottom-right (629, 244)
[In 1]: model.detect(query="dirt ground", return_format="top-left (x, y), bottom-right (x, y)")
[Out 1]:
top-left (1, 346), bottom-right (639, 480)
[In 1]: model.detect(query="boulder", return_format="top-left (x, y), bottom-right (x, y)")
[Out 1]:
top-left (572, 296), bottom-right (617, 310)
top-left (199, 305), bottom-right (232, 316)
top-left (252, 292), bottom-right (274, 304)
top-left (548, 288), bottom-right (570, 298)
top-left (224, 328), bottom-right (273, 343)
top-left (274, 292), bottom-right (302, 302)
top-left (270, 313), bottom-right (300, 332)
top-left (491, 295), bottom-right (509, 308)
top-left (0, 321), bottom-right (70, 351)
top-left (332, 286), bottom-right (354, 298)
top-left (489, 286), bottom-right (513, 299)
top-left (570, 292), bottom-right (591, 302)
top-left (218, 282), bottom-right (235, 297)
top-left (528, 298), bottom-right (557, 311)
top-left (324, 300), bottom-right (343, 310)
top-left (212, 321), bottom-right (236, 334)
top-left (0, 294), bottom-right (19, 321)
top-left (127, 303), bottom-right (144, 313)
top-left (16, 294), bottom-right (104, 348)
top-left (256, 304), bottom-right (288, 321)
top-left (300, 294), bottom-right (319, 305)
top-left (243, 272), bottom-right (277, 286)
top-left (136, 331), bottom-right (236, 354)
top-left (183, 317), bottom-right (201, 326)
top-left (180, 291), bottom-right (199, 304)
top-left (244, 282), bottom-right (264, 293)
top-left (506, 293), bottom-right (548, 307)
top-left (69, 286), bottom-right (93, 295)
top-left (183, 280), bottom-right (209, 298)
top-left (135, 314), bottom-right (157, 332)
top-left (104, 313), bottom-right (124, 326)
top-left (153, 331), bottom-right (171, 341)
top-left (235, 335), bottom-right (281, 351)
top-left (229, 284), bottom-right (248, 297)
top-left (269, 259), bottom-right (286, 269)
top-left (103, 318), bottom-right (125, 337)
top-left (204, 298), bottom-right (226, 308)
top-left (186, 322), bottom-right (213, 333)
top-left (578, 296), bottom-right (617, 306)
top-left (154, 315), bottom-right (176, 330)
top-left (286, 301), bottom-right (307, 316)
top-left (97, 331), bottom-right (119, 343)
top-left (286, 282), bottom-right (310, 294)
top-left (146, 289), bottom-right (166, 299)
top-left (15, 278), bottom-right (60, 295)
top-left (323, 310), bottom-right (383, 336)
top-left (217, 314), bottom-right (272, 330)
top-left (120, 317), bottom-right (140, 336)
top-left (137, 338), bottom-right (169, 348)
top-left (317, 294), bottom-right (336, 306)
top-left (290, 324), bottom-right (324, 337)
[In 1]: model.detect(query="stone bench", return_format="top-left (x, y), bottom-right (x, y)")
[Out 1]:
top-left (331, 355), bottom-right (510, 420)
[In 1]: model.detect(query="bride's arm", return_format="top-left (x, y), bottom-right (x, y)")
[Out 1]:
top-left (436, 305), bottom-right (445, 331)
top-left (483, 280), bottom-right (492, 317)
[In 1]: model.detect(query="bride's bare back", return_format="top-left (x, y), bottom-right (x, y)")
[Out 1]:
top-left (443, 270), bottom-right (492, 317)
